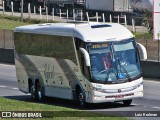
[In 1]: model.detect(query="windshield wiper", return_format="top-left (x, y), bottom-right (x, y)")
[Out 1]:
top-left (117, 58), bottom-right (132, 82)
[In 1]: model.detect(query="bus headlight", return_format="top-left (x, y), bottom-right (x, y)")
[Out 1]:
top-left (134, 82), bottom-right (143, 89)
top-left (92, 87), bottom-right (105, 93)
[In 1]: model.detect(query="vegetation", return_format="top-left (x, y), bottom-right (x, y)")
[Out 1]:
top-left (0, 14), bottom-right (59, 29)
top-left (0, 97), bottom-right (129, 120)
top-left (133, 32), bottom-right (152, 40)
top-left (0, 15), bottom-right (28, 29)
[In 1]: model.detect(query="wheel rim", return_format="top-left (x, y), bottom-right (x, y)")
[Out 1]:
top-left (37, 83), bottom-right (42, 100)
top-left (38, 90), bottom-right (42, 100)
top-left (31, 86), bottom-right (35, 99)
top-left (79, 92), bottom-right (84, 106)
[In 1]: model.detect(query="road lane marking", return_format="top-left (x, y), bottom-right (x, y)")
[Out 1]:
top-left (0, 85), bottom-right (18, 90)
top-left (0, 85), bottom-right (7, 88)
top-left (12, 88), bottom-right (18, 90)
top-left (151, 107), bottom-right (160, 110)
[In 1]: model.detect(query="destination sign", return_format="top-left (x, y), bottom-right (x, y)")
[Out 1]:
top-left (91, 43), bottom-right (108, 49)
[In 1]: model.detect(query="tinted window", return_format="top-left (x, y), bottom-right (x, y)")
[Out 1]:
top-left (14, 32), bottom-right (77, 65)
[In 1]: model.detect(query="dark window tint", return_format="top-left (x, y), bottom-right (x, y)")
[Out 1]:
top-left (14, 32), bottom-right (77, 65)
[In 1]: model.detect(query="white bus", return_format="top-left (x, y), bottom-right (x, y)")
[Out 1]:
top-left (14, 22), bottom-right (147, 107)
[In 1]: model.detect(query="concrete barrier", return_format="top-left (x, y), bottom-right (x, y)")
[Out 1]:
top-left (0, 48), bottom-right (14, 64)
top-left (141, 60), bottom-right (160, 79)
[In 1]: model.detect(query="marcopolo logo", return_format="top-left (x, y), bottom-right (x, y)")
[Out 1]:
top-left (118, 89), bottom-right (122, 93)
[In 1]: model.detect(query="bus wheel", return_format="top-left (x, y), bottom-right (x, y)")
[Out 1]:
top-left (123, 99), bottom-right (132, 106)
top-left (78, 90), bottom-right (86, 107)
top-left (36, 82), bottom-right (45, 101)
top-left (31, 86), bottom-right (36, 100)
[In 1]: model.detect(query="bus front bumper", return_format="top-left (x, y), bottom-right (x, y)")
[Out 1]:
top-left (88, 91), bottom-right (143, 103)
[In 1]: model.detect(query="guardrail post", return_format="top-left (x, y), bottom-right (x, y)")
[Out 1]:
top-left (102, 13), bottom-right (105, 23)
top-left (132, 18), bottom-right (136, 32)
top-left (34, 6), bottom-right (36, 19)
top-left (73, 9), bottom-right (75, 21)
top-left (124, 15), bottom-right (127, 28)
top-left (110, 14), bottom-right (112, 23)
top-left (2, 1), bottom-right (4, 14)
top-left (86, 12), bottom-right (89, 22)
top-left (118, 15), bottom-right (120, 24)
top-left (46, 6), bottom-right (48, 21)
top-left (96, 12), bottom-right (98, 23)
top-left (60, 9), bottom-right (62, 22)
top-left (28, 3), bottom-right (31, 18)
top-left (80, 10), bottom-right (83, 21)
top-left (11, 2), bottom-right (13, 16)
top-left (52, 8), bottom-right (54, 21)
top-left (66, 9), bottom-right (68, 22)
top-left (39, 6), bottom-right (42, 19)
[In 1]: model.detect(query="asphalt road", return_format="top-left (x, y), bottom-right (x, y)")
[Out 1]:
top-left (0, 64), bottom-right (25, 96)
top-left (0, 64), bottom-right (160, 120)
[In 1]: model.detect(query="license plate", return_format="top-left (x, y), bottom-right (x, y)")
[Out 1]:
top-left (115, 95), bottom-right (124, 98)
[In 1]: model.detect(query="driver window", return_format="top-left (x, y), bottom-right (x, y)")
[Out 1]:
top-left (75, 38), bottom-right (90, 80)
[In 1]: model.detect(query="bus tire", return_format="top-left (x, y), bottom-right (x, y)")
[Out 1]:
top-left (35, 81), bottom-right (45, 101)
top-left (31, 85), bottom-right (36, 100)
top-left (123, 99), bottom-right (132, 106)
top-left (77, 89), bottom-right (86, 107)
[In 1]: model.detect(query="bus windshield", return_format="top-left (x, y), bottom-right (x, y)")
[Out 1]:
top-left (87, 39), bottom-right (141, 84)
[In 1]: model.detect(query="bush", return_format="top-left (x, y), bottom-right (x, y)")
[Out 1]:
top-left (132, 32), bottom-right (152, 40)
top-left (0, 14), bottom-right (59, 24)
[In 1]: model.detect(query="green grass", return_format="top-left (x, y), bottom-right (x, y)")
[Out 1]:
top-left (0, 97), bottom-right (129, 120)
top-left (0, 17), bottom-right (28, 29)
top-left (133, 32), bottom-right (152, 40)
top-left (0, 14), bottom-right (59, 30)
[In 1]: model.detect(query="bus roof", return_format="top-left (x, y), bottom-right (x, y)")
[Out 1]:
top-left (14, 22), bottom-right (133, 42)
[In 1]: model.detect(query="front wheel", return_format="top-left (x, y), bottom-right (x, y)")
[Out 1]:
top-left (123, 99), bottom-right (132, 106)
top-left (30, 86), bottom-right (36, 100)
top-left (35, 82), bottom-right (45, 101)
top-left (77, 90), bottom-right (86, 108)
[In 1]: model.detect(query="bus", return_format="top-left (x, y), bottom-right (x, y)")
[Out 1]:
top-left (14, 22), bottom-right (147, 107)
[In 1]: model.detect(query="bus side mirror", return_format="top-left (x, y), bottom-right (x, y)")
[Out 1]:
top-left (79, 47), bottom-right (91, 66)
top-left (137, 43), bottom-right (147, 60)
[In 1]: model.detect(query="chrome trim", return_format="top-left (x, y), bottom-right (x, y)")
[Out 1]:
top-left (93, 82), bottom-right (143, 93)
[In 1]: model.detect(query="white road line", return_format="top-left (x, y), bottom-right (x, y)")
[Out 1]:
top-left (0, 85), bottom-right (7, 88)
top-left (12, 88), bottom-right (18, 90)
top-left (0, 85), bottom-right (18, 90)
top-left (151, 107), bottom-right (160, 110)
